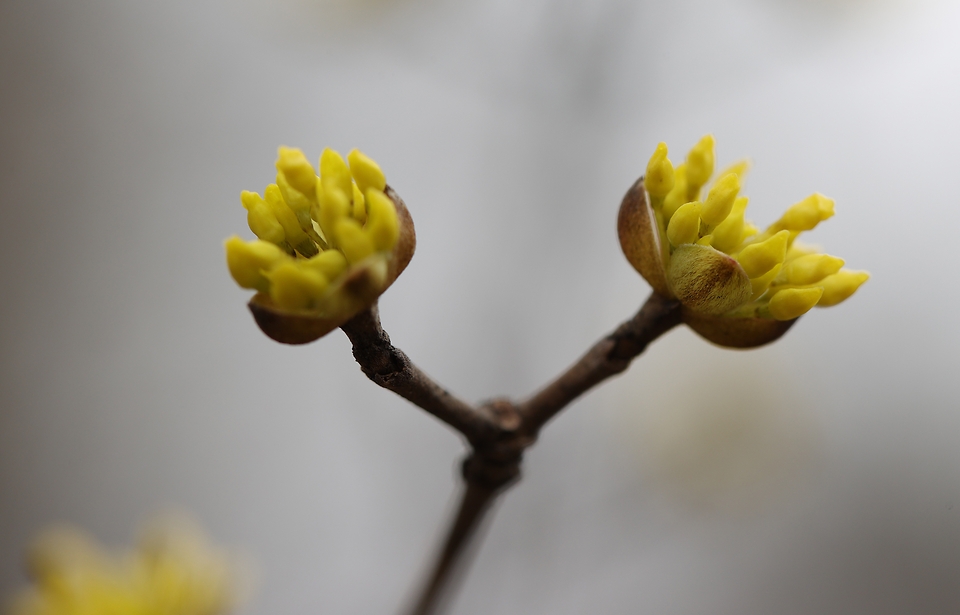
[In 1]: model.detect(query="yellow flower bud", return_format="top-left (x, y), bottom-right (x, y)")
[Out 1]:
top-left (662, 164), bottom-right (688, 221)
top-left (710, 196), bottom-right (747, 253)
top-left (666, 201), bottom-right (702, 247)
top-left (302, 249), bottom-right (348, 280)
top-left (817, 269), bottom-right (869, 307)
top-left (240, 191), bottom-right (285, 245)
top-left (715, 159), bottom-right (750, 183)
top-left (774, 193), bottom-right (835, 232)
top-left (224, 236), bottom-right (288, 292)
top-left (644, 142), bottom-right (675, 199)
top-left (265, 262), bottom-right (329, 310)
top-left (335, 218), bottom-right (375, 263)
top-left (736, 230), bottom-right (789, 278)
top-left (264, 184), bottom-right (310, 246)
top-left (700, 172), bottom-right (740, 226)
top-left (275, 146), bottom-right (317, 197)
top-left (276, 171), bottom-right (313, 216)
top-left (348, 149), bottom-right (387, 196)
top-left (750, 263), bottom-right (781, 300)
top-left (352, 183), bottom-right (366, 223)
top-left (320, 148), bottom-right (353, 203)
top-left (768, 286), bottom-right (823, 321)
top-left (619, 136), bottom-right (867, 348)
top-left (316, 185), bottom-right (350, 245)
top-left (685, 134), bottom-right (715, 195)
top-left (783, 253), bottom-right (844, 285)
top-left (364, 188), bottom-right (400, 252)
top-left (230, 146), bottom-right (417, 345)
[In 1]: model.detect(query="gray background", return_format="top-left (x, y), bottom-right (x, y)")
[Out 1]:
top-left (2, 0), bottom-right (959, 613)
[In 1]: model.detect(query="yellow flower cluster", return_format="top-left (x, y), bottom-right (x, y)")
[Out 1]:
top-left (618, 135), bottom-right (868, 347)
top-left (226, 147), bottom-right (400, 312)
top-left (641, 136), bottom-right (868, 321)
top-left (5, 518), bottom-right (240, 615)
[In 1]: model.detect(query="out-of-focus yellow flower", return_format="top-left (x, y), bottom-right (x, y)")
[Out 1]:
top-left (5, 516), bottom-right (244, 615)
top-left (225, 147), bottom-right (416, 344)
top-left (619, 136), bottom-right (868, 348)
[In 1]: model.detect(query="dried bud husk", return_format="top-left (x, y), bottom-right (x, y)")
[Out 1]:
top-left (667, 244), bottom-right (751, 315)
top-left (248, 186), bottom-right (416, 344)
top-left (617, 178), bottom-right (672, 297)
top-left (682, 309), bottom-right (797, 349)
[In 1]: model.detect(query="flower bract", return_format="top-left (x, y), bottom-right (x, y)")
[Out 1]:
top-left (618, 136), bottom-right (868, 348)
top-left (225, 147), bottom-right (416, 344)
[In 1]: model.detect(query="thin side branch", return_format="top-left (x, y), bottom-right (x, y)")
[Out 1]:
top-left (340, 303), bottom-right (496, 441)
top-left (518, 292), bottom-right (681, 431)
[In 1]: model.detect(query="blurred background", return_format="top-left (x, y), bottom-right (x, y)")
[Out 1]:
top-left (2, 0), bottom-right (959, 612)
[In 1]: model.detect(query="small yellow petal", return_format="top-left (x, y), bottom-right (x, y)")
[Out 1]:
top-left (276, 171), bottom-right (314, 215)
top-left (335, 218), bottom-right (375, 263)
top-left (774, 193), bottom-right (835, 232)
top-left (320, 148), bottom-right (354, 201)
top-left (225, 236), bottom-right (288, 292)
top-left (302, 249), bottom-right (348, 281)
top-left (364, 188), bottom-right (400, 252)
top-left (275, 146), bottom-right (317, 198)
top-left (666, 201), bottom-right (702, 247)
top-left (662, 164), bottom-right (688, 221)
top-left (750, 263), bottom-right (782, 300)
top-left (710, 196), bottom-right (748, 253)
top-left (783, 253), bottom-right (844, 285)
top-left (644, 142), bottom-right (675, 199)
top-left (264, 184), bottom-right (310, 247)
top-left (347, 149), bottom-right (387, 196)
top-left (768, 286), bottom-right (823, 320)
top-left (817, 269), bottom-right (870, 307)
top-left (241, 191), bottom-right (285, 245)
top-left (316, 185), bottom-right (350, 245)
top-left (265, 262), bottom-right (329, 310)
top-left (714, 159), bottom-right (750, 184)
top-left (685, 134), bottom-right (715, 194)
top-left (736, 230), bottom-right (789, 278)
top-left (700, 172), bottom-right (740, 226)
top-left (351, 183), bottom-right (366, 223)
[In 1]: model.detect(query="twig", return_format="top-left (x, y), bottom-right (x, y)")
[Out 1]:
top-left (339, 292), bottom-right (682, 615)
top-left (340, 304), bottom-right (496, 441)
top-left (518, 292), bottom-right (681, 431)
top-left (404, 481), bottom-right (500, 615)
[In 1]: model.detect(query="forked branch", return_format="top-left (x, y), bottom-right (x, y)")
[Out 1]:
top-left (339, 292), bottom-right (682, 615)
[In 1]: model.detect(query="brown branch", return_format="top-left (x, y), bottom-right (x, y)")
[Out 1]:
top-left (517, 292), bottom-right (682, 431)
top-left (339, 293), bottom-right (681, 615)
top-left (340, 303), bottom-right (497, 441)
top-left (404, 480), bottom-right (500, 615)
